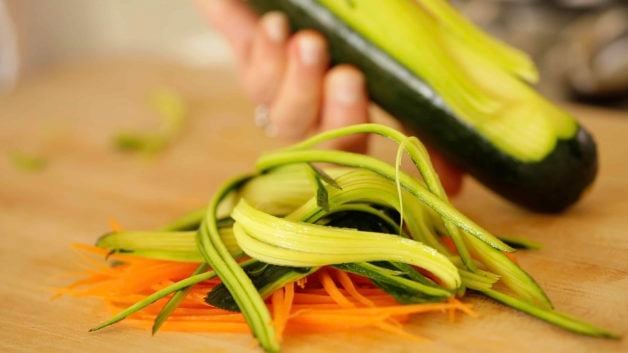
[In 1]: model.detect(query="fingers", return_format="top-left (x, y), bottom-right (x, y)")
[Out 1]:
top-left (197, 0), bottom-right (258, 68)
top-left (269, 31), bottom-right (329, 138)
top-left (243, 12), bottom-right (290, 103)
top-left (200, 2), bottom-right (462, 191)
top-left (320, 65), bottom-right (370, 153)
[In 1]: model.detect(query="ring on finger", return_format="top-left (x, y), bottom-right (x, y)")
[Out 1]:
top-left (254, 105), bottom-right (277, 137)
top-left (254, 105), bottom-right (270, 128)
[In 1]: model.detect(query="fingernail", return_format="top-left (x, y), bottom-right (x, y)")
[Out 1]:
top-left (298, 35), bottom-right (323, 66)
top-left (330, 71), bottom-right (364, 105)
top-left (254, 105), bottom-right (270, 128)
top-left (262, 12), bottom-right (288, 43)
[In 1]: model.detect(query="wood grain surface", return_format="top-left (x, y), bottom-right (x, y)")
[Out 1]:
top-left (0, 58), bottom-right (626, 353)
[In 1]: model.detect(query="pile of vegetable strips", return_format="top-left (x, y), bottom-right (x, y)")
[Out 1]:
top-left (59, 124), bottom-right (617, 352)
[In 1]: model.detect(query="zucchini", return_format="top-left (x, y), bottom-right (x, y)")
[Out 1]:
top-left (248, 0), bottom-right (598, 212)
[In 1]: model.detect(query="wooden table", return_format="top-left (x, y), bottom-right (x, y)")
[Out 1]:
top-left (1, 58), bottom-right (626, 353)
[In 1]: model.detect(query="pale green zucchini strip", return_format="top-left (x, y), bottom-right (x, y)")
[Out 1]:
top-left (482, 289), bottom-right (619, 339)
top-left (335, 262), bottom-right (451, 299)
top-left (256, 148), bottom-right (510, 252)
top-left (497, 235), bottom-right (542, 250)
top-left (416, 0), bottom-right (538, 82)
top-left (89, 269), bottom-right (217, 332)
top-left (459, 268), bottom-right (499, 292)
top-left (465, 234), bottom-right (553, 309)
top-left (288, 169), bottom-right (450, 255)
top-left (272, 123), bottom-right (502, 269)
top-left (240, 164), bottom-right (317, 216)
top-left (231, 199), bottom-right (461, 290)
top-left (196, 175), bottom-right (281, 353)
top-left (147, 161), bottom-right (317, 324)
top-left (152, 263), bottom-right (209, 334)
top-left (96, 229), bottom-right (242, 262)
top-left (315, 203), bottom-right (403, 236)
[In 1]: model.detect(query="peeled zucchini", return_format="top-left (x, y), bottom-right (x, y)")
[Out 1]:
top-left (248, 0), bottom-right (598, 212)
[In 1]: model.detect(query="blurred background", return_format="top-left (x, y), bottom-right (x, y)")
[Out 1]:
top-left (1, 0), bottom-right (627, 108)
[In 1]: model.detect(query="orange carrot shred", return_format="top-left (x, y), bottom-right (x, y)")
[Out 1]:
top-left (283, 282), bottom-right (295, 320)
top-left (333, 269), bottom-right (375, 307)
top-left (450, 297), bottom-right (478, 318)
top-left (448, 297), bottom-right (457, 322)
top-left (319, 269), bottom-right (354, 308)
top-left (271, 286), bottom-right (286, 342)
top-left (59, 244), bottom-right (477, 341)
top-left (272, 282), bottom-right (295, 342)
top-left (376, 321), bottom-right (425, 342)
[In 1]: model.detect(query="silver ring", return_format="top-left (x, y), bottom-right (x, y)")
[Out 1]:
top-left (254, 105), bottom-right (277, 137)
top-left (254, 105), bottom-right (270, 128)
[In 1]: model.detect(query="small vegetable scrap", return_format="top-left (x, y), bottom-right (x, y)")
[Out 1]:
top-left (60, 124), bottom-right (618, 352)
top-left (9, 151), bottom-right (48, 172)
top-left (113, 87), bottom-right (187, 154)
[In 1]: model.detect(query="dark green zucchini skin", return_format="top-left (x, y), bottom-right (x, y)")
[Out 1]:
top-left (248, 0), bottom-right (598, 213)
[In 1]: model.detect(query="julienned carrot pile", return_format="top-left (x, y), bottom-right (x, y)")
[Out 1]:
top-left (60, 124), bottom-right (617, 352)
top-left (59, 244), bottom-right (471, 341)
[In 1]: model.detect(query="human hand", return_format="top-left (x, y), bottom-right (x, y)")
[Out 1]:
top-left (197, 0), bottom-right (463, 195)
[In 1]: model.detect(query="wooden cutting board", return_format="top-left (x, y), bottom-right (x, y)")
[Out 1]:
top-left (0, 58), bottom-right (626, 353)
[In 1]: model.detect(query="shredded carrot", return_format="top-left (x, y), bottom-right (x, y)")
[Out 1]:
top-left (447, 297), bottom-right (457, 322)
top-left (376, 321), bottom-right (425, 342)
top-left (333, 269), bottom-right (375, 307)
top-left (283, 283), bottom-right (295, 320)
top-left (331, 268), bottom-right (425, 338)
top-left (59, 244), bottom-right (475, 341)
top-left (450, 297), bottom-right (478, 318)
top-left (271, 282), bottom-right (295, 342)
top-left (286, 312), bottom-right (391, 331)
top-left (319, 268), bottom-right (354, 308)
top-left (271, 285), bottom-right (285, 341)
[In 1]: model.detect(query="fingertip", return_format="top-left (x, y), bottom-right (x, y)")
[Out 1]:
top-left (326, 65), bottom-right (367, 107)
top-left (260, 11), bottom-right (290, 44)
top-left (320, 65), bottom-right (370, 153)
top-left (291, 30), bottom-right (328, 67)
top-left (267, 31), bottom-right (329, 139)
